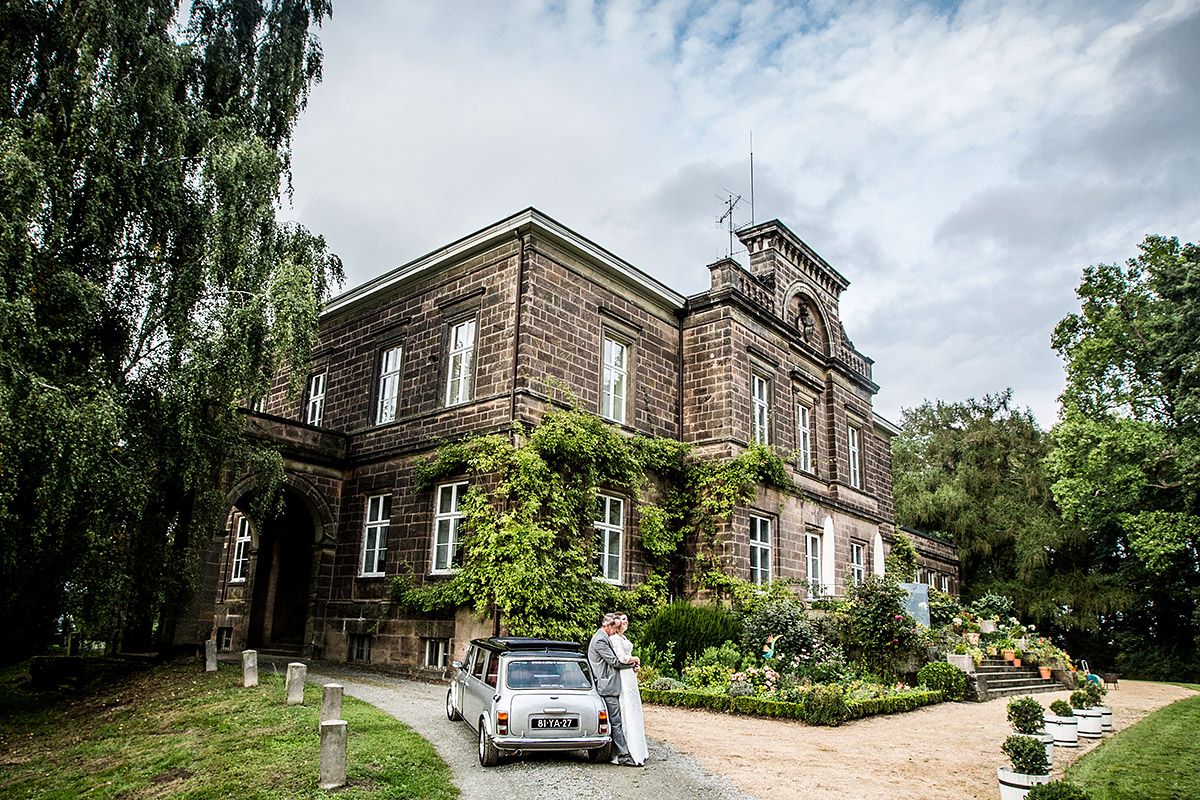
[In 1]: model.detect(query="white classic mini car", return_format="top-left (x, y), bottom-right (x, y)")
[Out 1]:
top-left (446, 637), bottom-right (613, 767)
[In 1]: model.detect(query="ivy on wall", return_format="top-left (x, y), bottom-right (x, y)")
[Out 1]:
top-left (390, 407), bottom-right (790, 641)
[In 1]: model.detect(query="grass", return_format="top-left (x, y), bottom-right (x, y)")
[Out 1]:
top-left (1066, 693), bottom-right (1200, 800)
top-left (0, 660), bottom-right (457, 800)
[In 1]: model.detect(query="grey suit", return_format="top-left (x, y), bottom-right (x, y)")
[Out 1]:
top-left (587, 627), bottom-right (634, 763)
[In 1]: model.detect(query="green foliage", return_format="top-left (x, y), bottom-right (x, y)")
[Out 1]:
top-left (689, 641), bottom-right (743, 670)
top-left (1050, 699), bottom-right (1074, 717)
top-left (917, 661), bottom-right (969, 701)
top-left (640, 601), bottom-right (741, 672)
top-left (681, 662), bottom-right (734, 690)
top-left (0, 0), bottom-right (342, 657)
top-left (1008, 696), bottom-right (1047, 734)
top-left (884, 532), bottom-right (919, 582)
top-left (1003, 733), bottom-right (1050, 776)
top-left (635, 640), bottom-right (677, 679)
top-left (1081, 679), bottom-right (1107, 705)
top-left (1025, 782), bottom-right (1091, 800)
top-left (840, 574), bottom-right (921, 680)
top-left (1070, 689), bottom-right (1095, 710)
top-left (968, 592), bottom-right (1015, 619)
top-left (927, 587), bottom-right (961, 628)
top-left (649, 676), bottom-right (684, 691)
top-left (639, 685), bottom-right (943, 725)
top-left (803, 683), bottom-right (851, 726)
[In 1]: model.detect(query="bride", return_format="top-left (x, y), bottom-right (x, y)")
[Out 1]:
top-left (609, 613), bottom-right (648, 765)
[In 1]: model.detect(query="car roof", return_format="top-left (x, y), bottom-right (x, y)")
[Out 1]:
top-left (470, 636), bottom-right (583, 654)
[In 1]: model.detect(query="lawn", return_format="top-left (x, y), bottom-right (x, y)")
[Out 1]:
top-left (0, 659), bottom-right (457, 800)
top-left (1066, 692), bottom-right (1200, 800)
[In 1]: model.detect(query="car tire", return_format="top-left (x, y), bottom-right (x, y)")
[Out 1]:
top-left (478, 721), bottom-right (500, 767)
top-left (445, 688), bottom-right (461, 721)
top-left (586, 742), bottom-right (613, 763)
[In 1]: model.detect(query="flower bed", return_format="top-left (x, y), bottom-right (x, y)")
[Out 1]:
top-left (640, 685), bottom-right (943, 726)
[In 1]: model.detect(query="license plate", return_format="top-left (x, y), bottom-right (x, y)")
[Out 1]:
top-left (530, 716), bottom-right (578, 729)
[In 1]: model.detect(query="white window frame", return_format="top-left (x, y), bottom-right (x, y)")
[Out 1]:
top-left (849, 542), bottom-right (865, 587)
top-left (749, 515), bottom-right (772, 585)
top-left (444, 319), bottom-right (477, 406)
top-left (939, 573), bottom-right (950, 593)
top-left (252, 396), bottom-right (266, 413)
top-left (231, 515), bottom-right (251, 582)
top-left (424, 637), bottom-right (450, 668)
top-left (797, 402), bottom-right (813, 472)
top-left (349, 634), bottom-right (372, 663)
top-left (848, 425), bottom-right (862, 489)
top-left (806, 532), bottom-right (823, 598)
top-left (375, 345), bottom-right (403, 424)
top-left (432, 482), bottom-right (468, 573)
top-left (360, 494), bottom-right (391, 577)
top-left (595, 494), bottom-right (624, 584)
top-left (751, 372), bottom-right (770, 445)
top-left (600, 335), bottom-right (629, 425)
top-left (306, 371), bottom-right (326, 425)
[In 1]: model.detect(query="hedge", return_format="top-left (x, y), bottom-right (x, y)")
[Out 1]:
top-left (639, 687), bottom-right (943, 726)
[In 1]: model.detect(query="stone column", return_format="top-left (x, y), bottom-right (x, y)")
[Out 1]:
top-left (319, 719), bottom-right (348, 790)
top-left (321, 683), bottom-right (343, 724)
top-left (286, 662), bottom-right (306, 705)
top-left (204, 639), bottom-right (217, 672)
top-left (242, 650), bottom-right (258, 688)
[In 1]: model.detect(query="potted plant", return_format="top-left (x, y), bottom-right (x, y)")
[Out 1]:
top-left (1083, 679), bottom-right (1111, 731)
top-left (1000, 637), bottom-right (1017, 662)
top-left (998, 733), bottom-right (1051, 799)
top-left (1025, 781), bottom-right (1093, 800)
top-left (1044, 699), bottom-right (1078, 747)
top-left (1012, 647), bottom-right (1024, 668)
top-left (1070, 689), bottom-right (1102, 739)
top-left (1008, 696), bottom-right (1054, 766)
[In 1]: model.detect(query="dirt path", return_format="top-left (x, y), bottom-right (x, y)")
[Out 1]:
top-left (643, 681), bottom-right (1198, 799)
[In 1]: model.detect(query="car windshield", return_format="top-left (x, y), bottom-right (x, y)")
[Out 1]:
top-left (506, 659), bottom-right (592, 690)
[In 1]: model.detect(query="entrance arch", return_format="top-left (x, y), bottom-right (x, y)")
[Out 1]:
top-left (245, 489), bottom-right (314, 649)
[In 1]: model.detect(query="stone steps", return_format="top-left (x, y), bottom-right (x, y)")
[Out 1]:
top-left (972, 658), bottom-right (1068, 701)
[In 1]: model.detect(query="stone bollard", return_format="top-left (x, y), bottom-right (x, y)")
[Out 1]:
top-left (321, 683), bottom-right (343, 724)
top-left (242, 650), bottom-right (258, 688)
top-left (205, 639), bottom-right (218, 672)
top-left (285, 662), bottom-right (306, 705)
top-left (319, 719), bottom-right (348, 790)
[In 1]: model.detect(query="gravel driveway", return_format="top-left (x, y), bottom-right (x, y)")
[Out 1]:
top-left (304, 665), bottom-right (751, 800)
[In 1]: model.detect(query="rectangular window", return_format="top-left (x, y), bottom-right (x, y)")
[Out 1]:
top-left (806, 532), bottom-right (823, 598)
top-left (252, 396), bottom-right (266, 413)
top-left (216, 627), bottom-right (233, 652)
top-left (797, 403), bottom-right (813, 472)
top-left (375, 345), bottom-right (403, 424)
top-left (349, 634), bottom-right (372, 663)
top-left (601, 336), bottom-right (629, 424)
top-left (850, 542), bottom-right (865, 587)
top-left (848, 425), bottom-right (862, 489)
top-left (749, 515), bottom-right (772, 585)
top-left (595, 495), bottom-right (624, 584)
top-left (433, 482), bottom-right (468, 573)
top-left (445, 319), bottom-right (476, 406)
top-left (360, 494), bottom-right (391, 576)
top-left (939, 573), bottom-right (950, 593)
top-left (424, 638), bottom-right (450, 668)
top-left (751, 373), bottom-right (770, 445)
top-left (306, 371), bottom-right (326, 425)
top-left (231, 515), bottom-right (251, 582)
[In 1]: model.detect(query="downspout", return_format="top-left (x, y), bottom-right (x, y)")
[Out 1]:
top-left (510, 230), bottom-right (526, 425)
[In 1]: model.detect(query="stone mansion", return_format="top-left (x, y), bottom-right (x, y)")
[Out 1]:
top-left (186, 208), bottom-right (959, 670)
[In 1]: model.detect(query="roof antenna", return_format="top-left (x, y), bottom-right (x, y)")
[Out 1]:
top-left (716, 192), bottom-right (742, 258)
top-left (749, 130), bottom-right (755, 225)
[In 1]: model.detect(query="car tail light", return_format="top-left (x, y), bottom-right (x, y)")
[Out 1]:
top-left (497, 711), bottom-right (509, 735)
top-left (598, 709), bottom-right (608, 735)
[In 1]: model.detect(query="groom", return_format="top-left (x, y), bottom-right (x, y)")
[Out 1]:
top-left (587, 612), bottom-right (640, 766)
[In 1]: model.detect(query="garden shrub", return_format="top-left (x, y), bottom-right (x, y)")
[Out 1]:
top-left (1002, 734), bottom-right (1049, 776)
top-left (636, 640), bottom-right (677, 678)
top-left (1026, 781), bottom-right (1092, 800)
top-left (641, 601), bottom-right (740, 671)
top-left (634, 664), bottom-right (660, 686)
top-left (740, 597), bottom-right (846, 680)
top-left (917, 661), bottom-right (968, 701)
top-left (803, 684), bottom-right (850, 726)
top-left (841, 574), bottom-right (921, 680)
top-left (1081, 679), bottom-right (1106, 705)
top-left (967, 592), bottom-right (1014, 620)
top-left (1049, 699), bottom-right (1073, 717)
top-left (1070, 689), bottom-right (1094, 709)
top-left (681, 662), bottom-right (734, 690)
top-left (728, 680), bottom-right (755, 698)
top-left (1007, 696), bottom-right (1045, 734)
top-left (649, 676), bottom-right (683, 691)
top-left (927, 587), bottom-right (961, 628)
top-left (639, 686), bottom-right (942, 724)
top-left (883, 532), bottom-right (918, 582)
top-left (688, 640), bottom-right (742, 670)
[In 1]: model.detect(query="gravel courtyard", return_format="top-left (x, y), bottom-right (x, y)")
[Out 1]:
top-left (298, 661), bottom-right (1195, 800)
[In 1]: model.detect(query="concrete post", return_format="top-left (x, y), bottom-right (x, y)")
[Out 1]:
top-left (321, 683), bottom-right (344, 724)
top-left (286, 662), bottom-right (306, 705)
top-left (319, 719), bottom-right (348, 790)
top-left (242, 650), bottom-right (258, 688)
top-left (204, 639), bottom-right (218, 672)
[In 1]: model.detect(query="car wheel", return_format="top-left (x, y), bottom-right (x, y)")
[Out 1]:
top-left (478, 721), bottom-right (500, 767)
top-left (445, 688), bottom-right (461, 721)
top-left (586, 742), bottom-right (613, 763)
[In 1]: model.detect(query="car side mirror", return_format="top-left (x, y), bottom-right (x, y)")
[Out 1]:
top-left (452, 661), bottom-right (462, 670)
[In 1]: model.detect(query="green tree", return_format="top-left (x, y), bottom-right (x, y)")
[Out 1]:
top-left (892, 392), bottom-right (1118, 629)
top-left (0, 0), bottom-right (341, 659)
top-left (1048, 235), bottom-right (1200, 677)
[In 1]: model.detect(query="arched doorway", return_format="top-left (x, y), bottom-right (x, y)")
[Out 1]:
top-left (245, 489), bottom-right (314, 650)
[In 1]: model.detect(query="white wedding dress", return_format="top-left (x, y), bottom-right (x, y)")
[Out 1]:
top-left (609, 633), bottom-right (648, 765)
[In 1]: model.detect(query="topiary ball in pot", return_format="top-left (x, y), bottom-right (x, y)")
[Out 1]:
top-left (1001, 733), bottom-right (1050, 776)
top-left (1007, 696), bottom-right (1046, 734)
top-left (1049, 699), bottom-right (1073, 718)
top-left (1070, 689), bottom-right (1094, 710)
top-left (1026, 780), bottom-right (1092, 800)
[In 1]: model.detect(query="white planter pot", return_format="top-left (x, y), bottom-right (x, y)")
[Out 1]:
top-left (980, 619), bottom-right (998, 634)
top-left (1074, 707), bottom-right (1103, 738)
top-left (1099, 706), bottom-right (1113, 731)
top-left (997, 766), bottom-right (1051, 800)
top-left (1044, 713), bottom-right (1079, 747)
top-left (947, 653), bottom-right (976, 674)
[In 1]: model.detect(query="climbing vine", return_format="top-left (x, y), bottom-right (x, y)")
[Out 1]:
top-left (393, 407), bottom-right (791, 640)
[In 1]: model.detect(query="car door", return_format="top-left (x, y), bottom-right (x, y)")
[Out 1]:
top-left (463, 648), bottom-right (490, 727)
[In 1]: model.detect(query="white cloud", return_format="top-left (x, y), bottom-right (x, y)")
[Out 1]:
top-left (287, 0), bottom-right (1200, 427)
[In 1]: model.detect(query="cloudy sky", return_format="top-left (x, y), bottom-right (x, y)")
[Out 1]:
top-left (286, 0), bottom-right (1199, 428)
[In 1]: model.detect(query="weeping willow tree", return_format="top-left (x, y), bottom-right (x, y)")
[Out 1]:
top-left (0, 0), bottom-right (342, 660)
